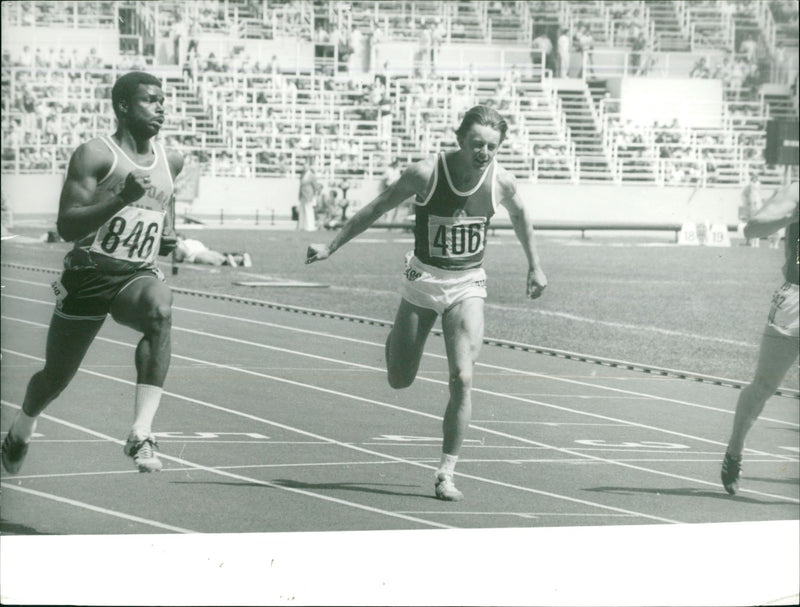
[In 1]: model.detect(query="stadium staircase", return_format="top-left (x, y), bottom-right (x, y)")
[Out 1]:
top-left (762, 89), bottom-right (799, 120)
top-left (556, 84), bottom-right (613, 182)
top-left (165, 76), bottom-right (223, 147)
top-left (451, 0), bottom-right (487, 42)
top-left (647, 0), bottom-right (690, 51)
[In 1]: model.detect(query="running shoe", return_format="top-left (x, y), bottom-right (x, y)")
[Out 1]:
top-left (1, 431), bottom-right (29, 475)
top-left (241, 253), bottom-right (252, 267)
top-left (124, 432), bottom-right (163, 472)
top-left (720, 452), bottom-right (742, 495)
top-left (434, 472), bottom-right (464, 501)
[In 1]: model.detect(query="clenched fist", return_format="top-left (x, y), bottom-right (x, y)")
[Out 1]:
top-left (120, 170), bottom-right (152, 203)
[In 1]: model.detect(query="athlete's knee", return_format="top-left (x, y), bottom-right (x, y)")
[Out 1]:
top-left (142, 291), bottom-right (173, 327)
top-left (449, 369), bottom-right (473, 392)
top-left (387, 366), bottom-right (416, 389)
top-left (746, 374), bottom-right (779, 403)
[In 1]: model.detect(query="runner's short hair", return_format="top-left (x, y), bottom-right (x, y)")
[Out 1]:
top-left (111, 71), bottom-right (162, 119)
top-left (455, 105), bottom-right (508, 144)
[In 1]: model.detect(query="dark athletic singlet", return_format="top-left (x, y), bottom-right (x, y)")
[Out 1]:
top-left (785, 215), bottom-right (799, 285)
top-left (413, 152), bottom-right (497, 271)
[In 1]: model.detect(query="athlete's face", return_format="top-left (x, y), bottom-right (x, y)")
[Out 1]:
top-left (458, 123), bottom-right (502, 171)
top-left (123, 84), bottom-right (166, 137)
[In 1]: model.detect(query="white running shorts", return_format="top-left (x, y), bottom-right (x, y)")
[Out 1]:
top-left (399, 252), bottom-right (487, 315)
top-left (767, 282), bottom-right (799, 338)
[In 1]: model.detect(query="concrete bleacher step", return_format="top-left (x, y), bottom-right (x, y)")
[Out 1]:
top-left (647, 0), bottom-right (691, 51)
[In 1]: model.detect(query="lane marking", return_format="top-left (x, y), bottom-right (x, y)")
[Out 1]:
top-left (0, 364), bottom-right (684, 525)
top-left (0, 401), bottom-right (456, 531)
top-left (0, 483), bottom-right (198, 533)
top-left (6, 275), bottom-right (797, 398)
top-left (4, 311), bottom-right (798, 502)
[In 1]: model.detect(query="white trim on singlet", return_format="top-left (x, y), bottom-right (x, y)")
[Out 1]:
top-left (413, 154), bottom-right (440, 207)
top-left (102, 134), bottom-right (158, 171)
top-left (96, 136), bottom-right (119, 185)
top-left (441, 151), bottom-right (493, 196)
top-left (155, 141), bottom-right (174, 187)
top-left (491, 161), bottom-right (499, 212)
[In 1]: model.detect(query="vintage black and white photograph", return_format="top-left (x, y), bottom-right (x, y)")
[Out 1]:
top-left (1, 0), bottom-right (798, 604)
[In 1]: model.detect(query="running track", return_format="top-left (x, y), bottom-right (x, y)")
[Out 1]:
top-left (1, 261), bottom-right (798, 605)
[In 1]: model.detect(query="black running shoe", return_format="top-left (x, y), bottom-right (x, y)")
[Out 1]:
top-left (721, 452), bottom-right (742, 495)
top-left (1, 432), bottom-right (29, 475)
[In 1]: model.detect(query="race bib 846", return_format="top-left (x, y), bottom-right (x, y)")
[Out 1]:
top-left (90, 206), bottom-right (165, 264)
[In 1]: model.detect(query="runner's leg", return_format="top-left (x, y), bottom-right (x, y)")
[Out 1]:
top-left (384, 298), bottom-right (438, 389)
top-left (440, 297), bottom-right (484, 457)
top-left (21, 313), bottom-right (106, 419)
top-left (726, 328), bottom-right (798, 457)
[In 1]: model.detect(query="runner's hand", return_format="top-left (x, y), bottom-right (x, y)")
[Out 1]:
top-left (527, 267), bottom-right (547, 299)
top-left (306, 243), bottom-right (331, 264)
top-left (159, 228), bottom-right (178, 256)
top-left (120, 170), bottom-right (151, 203)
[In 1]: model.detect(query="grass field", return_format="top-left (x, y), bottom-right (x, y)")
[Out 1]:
top-left (3, 223), bottom-right (798, 390)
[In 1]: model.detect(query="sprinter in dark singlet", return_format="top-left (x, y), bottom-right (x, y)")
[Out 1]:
top-left (2, 72), bottom-right (184, 475)
top-left (721, 181), bottom-right (799, 495)
top-left (306, 105), bottom-right (547, 501)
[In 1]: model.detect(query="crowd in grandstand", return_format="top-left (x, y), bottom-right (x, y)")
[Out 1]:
top-left (1, 0), bottom-right (798, 187)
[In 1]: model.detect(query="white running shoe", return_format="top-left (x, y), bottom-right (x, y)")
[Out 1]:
top-left (124, 432), bottom-right (163, 472)
top-left (434, 472), bottom-right (464, 501)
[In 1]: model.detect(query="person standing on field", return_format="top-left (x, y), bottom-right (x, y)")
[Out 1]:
top-left (306, 105), bottom-right (547, 501)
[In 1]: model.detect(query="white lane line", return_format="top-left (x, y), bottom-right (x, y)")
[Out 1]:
top-left (0, 353), bottom-right (683, 525)
top-left (0, 398), bottom-right (455, 531)
top-left (4, 310), bottom-right (798, 503)
top-left (4, 287), bottom-right (793, 410)
top-left (0, 483), bottom-right (198, 534)
top-left (166, 323), bottom-right (798, 462)
top-left (158, 297), bottom-right (797, 420)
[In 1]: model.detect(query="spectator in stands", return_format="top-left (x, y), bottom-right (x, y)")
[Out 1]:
top-left (629, 29), bottom-right (648, 75)
top-left (297, 159), bottom-right (322, 231)
top-left (690, 56), bottom-right (711, 78)
top-left (574, 24), bottom-right (594, 78)
top-left (720, 182), bottom-right (799, 496)
top-left (739, 172), bottom-right (763, 246)
top-left (19, 45), bottom-right (34, 67)
top-left (187, 16), bottom-right (200, 56)
top-left (739, 33), bottom-right (758, 64)
top-left (531, 31), bottom-right (554, 74)
top-left (557, 27), bottom-right (571, 77)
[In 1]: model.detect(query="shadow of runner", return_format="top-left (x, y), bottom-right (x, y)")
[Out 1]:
top-left (273, 478), bottom-right (436, 500)
top-left (584, 486), bottom-right (795, 505)
top-left (169, 478), bottom-right (438, 500)
top-left (0, 517), bottom-right (53, 535)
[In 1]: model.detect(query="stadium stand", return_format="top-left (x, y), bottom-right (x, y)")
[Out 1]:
top-left (2, 0), bottom-right (798, 189)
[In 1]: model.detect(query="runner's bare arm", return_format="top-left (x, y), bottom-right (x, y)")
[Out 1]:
top-left (306, 159), bottom-right (434, 263)
top-left (744, 182), bottom-right (799, 239)
top-left (497, 167), bottom-right (547, 299)
top-left (158, 149), bottom-right (186, 254)
top-left (56, 140), bottom-right (152, 242)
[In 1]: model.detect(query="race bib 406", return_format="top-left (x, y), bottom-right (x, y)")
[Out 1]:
top-left (427, 216), bottom-right (487, 259)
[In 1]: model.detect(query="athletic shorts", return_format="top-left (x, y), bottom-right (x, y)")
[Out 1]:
top-left (51, 266), bottom-right (165, 321)
top-left (399, 252), bottom-right (487, 315)
top-left (766, 282), bottom-right (799, 338)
